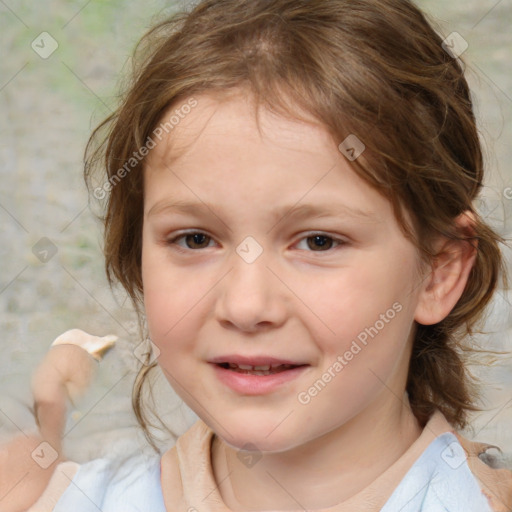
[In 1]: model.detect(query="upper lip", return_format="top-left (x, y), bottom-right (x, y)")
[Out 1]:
top-left (209, 355), bottom-right (308, 366)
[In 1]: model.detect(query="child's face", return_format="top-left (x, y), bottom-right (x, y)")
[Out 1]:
top-left (142, 90), bottom-right (427, 451)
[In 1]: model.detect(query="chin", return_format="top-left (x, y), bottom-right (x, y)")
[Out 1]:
top-left (222, 433), bottom-right (296, 454)
top-left (212, 416), bottom-right (305, 453)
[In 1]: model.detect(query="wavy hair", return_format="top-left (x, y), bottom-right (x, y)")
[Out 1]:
top-left (84, 0), bottom-right (507, 450)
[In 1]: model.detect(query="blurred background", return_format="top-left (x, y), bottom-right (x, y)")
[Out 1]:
top-left (0, 0), bottom-right (511, 468)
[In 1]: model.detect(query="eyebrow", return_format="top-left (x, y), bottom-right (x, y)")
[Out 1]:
top-left (147, 199), bottom-right (379, 226)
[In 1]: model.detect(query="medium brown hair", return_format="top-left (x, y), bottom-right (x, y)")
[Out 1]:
top-left (84, 0), bottom-right (507, 448)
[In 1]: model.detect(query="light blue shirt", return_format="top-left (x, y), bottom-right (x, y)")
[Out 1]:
top-left (54, 431), bottom-right (493, 511)
top-left (53, 453), bottom-right (165, 512)
top-left (381, 432), bottom-right (492, 511)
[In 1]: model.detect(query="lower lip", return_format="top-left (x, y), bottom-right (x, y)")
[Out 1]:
top-left (211, 364), bottom-right (309, 395)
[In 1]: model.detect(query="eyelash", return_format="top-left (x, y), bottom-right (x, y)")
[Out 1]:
top-left (165, 231), bottom-right (347, 254)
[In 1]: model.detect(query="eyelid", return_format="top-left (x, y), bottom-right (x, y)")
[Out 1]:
top-left (166, 231), bottom-right (217, 252)
top-left (166, 230), bottom-right (347, 253)
top-left (294, 231), bottom-right (347, 251)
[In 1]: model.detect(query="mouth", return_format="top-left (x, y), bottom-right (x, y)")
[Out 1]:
top-left (211, 359), bottom-right (310, 395)
top-left (208, 355), bottom-right (310, 394)
top-left (215, 362), bottom-right (306, 376)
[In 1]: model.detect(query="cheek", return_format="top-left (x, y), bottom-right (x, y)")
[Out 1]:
top-left (142, 244), bottom-right (187, 344)
top-left (143, 282), bottom-right (202, 350)
top-left (141, 245), bottom-right (217, 359)
top-left (292, 253), bottom-right (417, 357)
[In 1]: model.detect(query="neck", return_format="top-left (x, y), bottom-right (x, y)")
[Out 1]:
top-left (212, 394), bottom-right (422, 511)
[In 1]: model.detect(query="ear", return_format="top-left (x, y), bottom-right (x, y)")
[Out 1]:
top-left (414, 211), bottom-right (478, 326)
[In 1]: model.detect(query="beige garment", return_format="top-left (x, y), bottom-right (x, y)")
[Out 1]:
top-left (34, 410), bottom-right (512, 512)
top-left (27, 461), bottom-right (80, 512)
top-left (160, 409), bottom-right (512, 512)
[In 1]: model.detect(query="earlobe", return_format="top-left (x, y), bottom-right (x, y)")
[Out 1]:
top-left (414, 212), bottom-right (478, 326)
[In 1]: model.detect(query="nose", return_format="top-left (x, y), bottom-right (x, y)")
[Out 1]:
top-left (214, 248), bottom-right (288, 333)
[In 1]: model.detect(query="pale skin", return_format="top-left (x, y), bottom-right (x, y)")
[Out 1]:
top-left (0, 344), bottom-right (98, 512)
top-left (1, 88), bottom-right (476, 511)
top-left (143, 88), bottom-right (477, 510)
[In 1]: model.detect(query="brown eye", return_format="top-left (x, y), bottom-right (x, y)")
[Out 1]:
top-left (295, 233), bottom-right (346, 253)
top-left (167, 232), bottom-right (213, 250)
top-left (306, 235), bottom-right (334, 251)
top-left (184, 233), bottom-right (211, 249)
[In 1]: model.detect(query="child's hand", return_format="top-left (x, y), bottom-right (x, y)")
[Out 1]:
top-left (31, 329), bottom-right (117, 443)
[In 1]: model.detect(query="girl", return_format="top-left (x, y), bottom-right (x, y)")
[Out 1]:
top-left (3, 0), bottom-right (512, 510)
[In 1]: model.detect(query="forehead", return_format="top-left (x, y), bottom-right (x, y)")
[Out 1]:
top-left (144, 89), bottom-right (338, 171)
top-left (141, 90), bottom-right (397, 236)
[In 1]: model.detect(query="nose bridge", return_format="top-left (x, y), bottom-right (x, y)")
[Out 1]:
top-left (215, 236), bottom-right (286, 330)
top-left (228, 237), bottom-right (273, 299)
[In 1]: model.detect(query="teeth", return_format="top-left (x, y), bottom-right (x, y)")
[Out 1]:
top-left (224, 362), bottom-right (296, 372)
